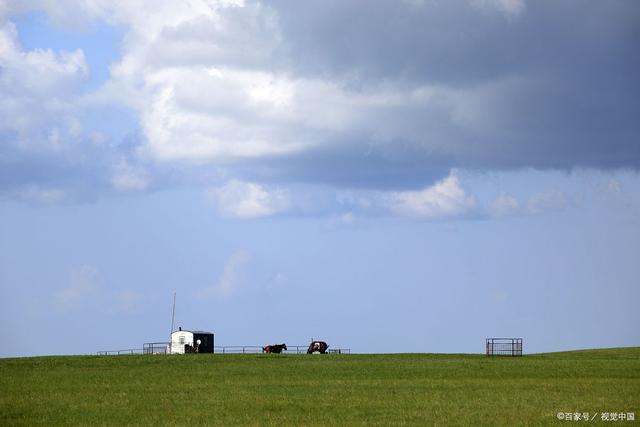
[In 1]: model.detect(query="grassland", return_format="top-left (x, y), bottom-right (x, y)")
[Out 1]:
top-left (1, 348), bottom-right (639, 426)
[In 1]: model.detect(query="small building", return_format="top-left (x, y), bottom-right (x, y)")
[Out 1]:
top-left (169, 327), bottom-right (214, 354)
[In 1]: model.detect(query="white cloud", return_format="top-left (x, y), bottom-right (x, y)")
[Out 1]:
top-left (202, 250), bottom-right (250, 297)
top-left (3, 0), bottom-right (636, 209)
top-left (135, 70), bottom-right (306, 162)
top-left (22, 0), bottom-right (453, 167)
top-left (0, 19), bottom-right (90, 158)
top-left (4, 0), bottom-right (522, 177)
top-left (386, 174), bottom-right (477, 219)
top-left (206, 180), bottom-right (290, 218)
top-left (84, 1), bottom-right (304, 164)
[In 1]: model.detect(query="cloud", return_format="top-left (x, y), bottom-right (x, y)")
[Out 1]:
top-left (206, 180), bottom-right (290, 218)
top-left (386, 174), bottom-right (477, 219)
top-left (0, 19), bottom-right (88, 151)
top-left (202, 250), bottom-right (251, 297)
top-left (111, 0), bottom-right (640, 182)
top-left (0, 15), bottom-right (142, 202)
top-left (2, 1), bottom-right (639, 206)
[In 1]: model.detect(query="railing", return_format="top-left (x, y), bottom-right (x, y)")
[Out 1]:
top-left (97, 348), bottom-right (143, 355)
top-left (286, 345), bottom-right (313, 354)
top-left (214, 345), bottom-right (263, 354)
top-left (214, 345), bottom-right (351, 354)
top-left (143, 342), bottom-right (169, 354)
top-left (98, 344), bottom-right (351, 355)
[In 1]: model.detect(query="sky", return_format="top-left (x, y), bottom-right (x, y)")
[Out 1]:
top-left (0, 0), bottom-right (639, 357)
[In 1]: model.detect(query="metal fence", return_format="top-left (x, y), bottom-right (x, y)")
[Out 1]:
top-left (143, 342), bottom-right (169, 354)
top-left (486, 338), bottom-right (523, 356)
top-left (214, 345), bottom-right (351, 354)
top-left (98, 344), bottom-right (351, 355)
top-left (97, 348), bottom-right (144, 355)
top-left (214, 345), bottom-right (263, 354)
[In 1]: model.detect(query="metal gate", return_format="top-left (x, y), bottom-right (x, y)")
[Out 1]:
top-left (486, 338), bottom-right (522, 356)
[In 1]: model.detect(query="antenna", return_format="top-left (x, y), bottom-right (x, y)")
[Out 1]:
top-left (169, 292), bottom-right (176, 354)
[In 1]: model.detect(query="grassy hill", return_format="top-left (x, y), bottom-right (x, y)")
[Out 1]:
top-left (1, 348), bottom-right (638, 426)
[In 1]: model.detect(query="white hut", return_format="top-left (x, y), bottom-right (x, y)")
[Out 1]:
top-left (169, 327), bottom-right (214, 354)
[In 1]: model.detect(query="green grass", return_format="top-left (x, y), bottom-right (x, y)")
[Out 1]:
top-left (1, 348), bottom-right (638, 426)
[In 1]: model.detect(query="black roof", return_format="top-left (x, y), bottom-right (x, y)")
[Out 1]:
top-left (172, 329), bottom-right (213, 335)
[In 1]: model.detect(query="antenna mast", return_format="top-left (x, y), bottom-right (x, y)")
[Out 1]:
top-left (169, 292), bottom-right (176, 354)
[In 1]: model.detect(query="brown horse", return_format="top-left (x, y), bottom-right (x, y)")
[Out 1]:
top-left (263, 344), bottom-right (287, 353)
top-left (307, 340), bottom-right (329, 354)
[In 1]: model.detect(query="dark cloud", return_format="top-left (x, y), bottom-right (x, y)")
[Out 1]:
top-left (236, 135), bottom-right (453, 190)
top-left (272, 1), bottom-right (639, 85)
top-left (262, 0), bottom-right (640, 182)
top-left (2, 0), bottom-right (639, 199)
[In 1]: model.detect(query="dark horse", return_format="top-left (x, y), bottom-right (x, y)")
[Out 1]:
top-left (307, 340), bottom-right (329, 354)
top-left (263, 343), bottom-right (287, 353)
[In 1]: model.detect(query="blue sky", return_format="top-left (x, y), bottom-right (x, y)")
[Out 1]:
top-left (0, 1), bottom-right (639, 357)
